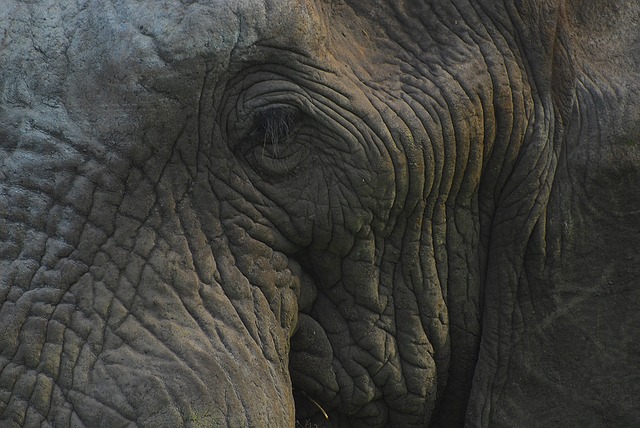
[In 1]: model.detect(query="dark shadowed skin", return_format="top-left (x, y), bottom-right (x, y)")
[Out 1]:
top-left (1, 0), bottom-right (639, 427)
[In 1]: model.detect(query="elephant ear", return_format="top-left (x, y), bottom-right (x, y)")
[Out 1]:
top-left (565, 0), bottom-right (640, 128)
top-left (468, 1), bottom-right (640, 426)
top-left (517, 0), bottom-right (578, 124)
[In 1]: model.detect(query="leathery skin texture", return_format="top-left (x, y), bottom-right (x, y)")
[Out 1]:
top-left (0, 0), bottom-right (639, 427)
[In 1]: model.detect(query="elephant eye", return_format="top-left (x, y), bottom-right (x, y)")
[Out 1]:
top-left (252, 107), bottom-right (299, 159)
top-left (239, 106), bottom-right (308, 176)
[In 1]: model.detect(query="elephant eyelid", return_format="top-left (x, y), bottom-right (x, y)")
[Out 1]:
top-left (250, 106), bottom-right (302, 157)
top-left (254, 106), bottom-right (298, 135)
top-left (230, 103), bottom-right (311, 176)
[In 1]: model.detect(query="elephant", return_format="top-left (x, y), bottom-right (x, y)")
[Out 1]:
top-left (1, 0), bottom-right (639, 426)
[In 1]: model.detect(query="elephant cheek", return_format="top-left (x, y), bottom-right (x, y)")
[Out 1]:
top-left (100, 271), bottom-right (299, 427)
top-left (0, 253), bottom-right (297, 426)
top-left (91, 334), bottom-right (294, 427)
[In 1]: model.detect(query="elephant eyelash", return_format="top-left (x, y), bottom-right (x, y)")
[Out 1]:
top-left (252, 107), bottom-right (300, 158)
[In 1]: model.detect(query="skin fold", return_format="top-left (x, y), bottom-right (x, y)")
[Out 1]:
top-left (0, 0), bottom-right (638, 426)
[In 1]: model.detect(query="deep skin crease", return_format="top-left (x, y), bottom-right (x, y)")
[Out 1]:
top-left (1, 0), bottom-right (639, 427)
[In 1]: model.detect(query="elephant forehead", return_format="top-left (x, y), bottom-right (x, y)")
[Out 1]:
top-left (81, 0), bottom-right (326, 65)
top-left (1, 0), bottom-right (327, 97)
top-left (88, 1), bottom-right (240, 64)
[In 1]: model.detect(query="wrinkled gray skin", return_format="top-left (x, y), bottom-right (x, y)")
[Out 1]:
top-left (1, 0), bottom-right (639, 426)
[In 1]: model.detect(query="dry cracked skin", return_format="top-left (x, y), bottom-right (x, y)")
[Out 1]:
top-left (1, 0), bottom-right (639, 427)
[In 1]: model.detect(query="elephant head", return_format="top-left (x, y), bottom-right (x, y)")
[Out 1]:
top-left (1, 0), bottom-right (639, 426)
